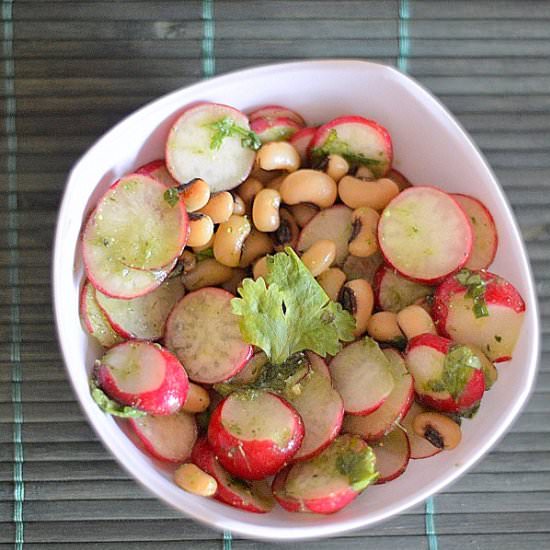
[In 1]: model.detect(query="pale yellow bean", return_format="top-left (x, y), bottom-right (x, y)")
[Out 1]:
top-left (256, 142), bottom-right (301, 172)
top-left (397, 304), bottom-right (437, 340)
top-left (181, 258), bottom-right (233, 290)
top-left (338, 176), bottom-right (400, 210)
top-left (301, 239), bottom-right (336, 277)
top-left (236, 177), bottom-right (264, 208)
top-left (181, 383), bottom-right (210, 413)
top-left (199, 191), bottom-right (234, 224)
top-left (325, 154), bottom-right (350, 182)
top-left (174, 463), bottom-right (217, 497)
top-left (339, 279), bottom-right (374, 337)
top-left (187, 214), bottom-right (214, 248)
top-left (317, 267), bottom-right (346, 302)
top-left (413, 413), bottom-right (462, 450)
top-left (273, 208), bottom-right (299, 251)
top-left (280, 170), bottom-right (337, 209)
top-left (239, 229), bottom-right (274, 268)
top-left (192, 234), bottom-right (214, 253)
top-left (213, 215), bottom-right (252, 267)
top-left (354, 166), bottom-right (375, 179)
top-left (252, 188), bottom-right (281, 232)
top-left (232, 193), bottom-right (246, 216)
top-left (181, 178), bottom-right (210, 212)
top-left (348, 207), bottom-right (380, 257)
top-left (253, 256), bottom-right (269, 280)
top-left (366, 311), bottom-right (405, 344)
top-left (289, 203), bottom-right (320, 228)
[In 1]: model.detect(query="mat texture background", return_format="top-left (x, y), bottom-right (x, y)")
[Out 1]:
top-left (1, 1), bottom-right (550, 548)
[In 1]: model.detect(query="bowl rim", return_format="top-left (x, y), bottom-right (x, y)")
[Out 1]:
top-left (53, 59), bottom-right (540, 540)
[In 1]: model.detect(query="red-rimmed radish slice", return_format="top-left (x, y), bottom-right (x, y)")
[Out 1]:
top-left (451, 194), bottom-right (498, 270)
top-left (94, 340), bottom-right (189, 415)
top-left (273, 434), bottom-right (378, 514)
top-left (287, 353), bottom-right (344, 461)
top-left (297, 205), bottom-right (353, 266)
top-left (95, 278), bottom-right (185, 340)
top-left (433, 270), bottom-right (525, 362)
top-left (135, 159), bottom-right (178, 187)
top-left (401, 401), bottom-right (441, 459)
top-left (387, 168), bottom-right (412, 191)
top-left (250, 116), bottom-right (302, 143)
top-left (289, 127), bottom-right (317, 165)
top-left (343, 348), bottom-right (413, 441)
top-left (371, 427), bottom-right (410, 483)
top-left (166, 102), bottom-right (256, 192)
top-left (208, 390), bottom-right (304, 480)
top-left (342, 250), bottom-right (384, 284)
top-left (191, 437), bottom-right (274, 513)
top-left (329, 338), bottom-right (394, 415)
top-left (405, 334), bottom-right (485, 414)
top-left (80, 281), bottom-right (123, 348)
top-left (248, 104), bottom-right (306, 126)
top-left (129, 411), bottom-right (197, 463)
top-left (378, 186), bottom-right (473, 284)
top-left (309, 116), bottom-right (392, 177)
top-left (164, 287), bottom-right (253, 384)
top-left (373, 264), bottom-right (433, 313)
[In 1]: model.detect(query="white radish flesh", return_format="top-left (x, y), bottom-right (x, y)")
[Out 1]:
top-left (371, 427), bottom-right (410, 483)
top-left (374, 265), bottom-right (432, 313)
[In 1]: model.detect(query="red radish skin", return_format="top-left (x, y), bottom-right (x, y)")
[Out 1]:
top-left (433, 271), bottom-right (525, 362)
top-left (164, 287), bottom-right (253, 384)
top-left (372, 427), bottom-right (411, 484)
top-left (452, 194), bottom-right (498, 270)
top-left (309, 116), bottom-right (393, 177)
top-left (94, 340), bottom-right (189, 415)
top-left (129, 411), bottom-right (197, 463)
top-left (208, 390), bottom-right (304, 480)
top-left (378, 186), bottom-right (473, 284)
top-left (401, 402), bottom-right (441, 459)
top-left (250, 116), bottom-right (302, 142)
top-left (405, 334), bottom-right (485, 414)
top-left (248, 104), bottom-right (306, 126)
top-left (191, 437), bottom-right (274, 513)
top-left (135, 159), bottom-right (178, 187)
top-left (289, 127), bottom-right (317, 164)
top-left (272, 466), bottom-right (302, 512)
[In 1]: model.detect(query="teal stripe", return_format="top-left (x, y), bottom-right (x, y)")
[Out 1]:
top-left (3, 1), bottom-right (24, 548)
top-left (397, 0), bottom-right (410, 73)
top-left (202, 0), bottom-right (215, 77)
top-left (223, 529), bottom-right (232, 550)
top-left (425, 497), bottom-right (439, 550)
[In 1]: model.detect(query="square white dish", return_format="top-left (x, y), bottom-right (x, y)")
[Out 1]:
top-left (53, 60), bottom-right (539, 540)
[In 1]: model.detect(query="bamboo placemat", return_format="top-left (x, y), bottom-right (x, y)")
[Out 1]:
top-left (1, 1), bottom-right (549, 548)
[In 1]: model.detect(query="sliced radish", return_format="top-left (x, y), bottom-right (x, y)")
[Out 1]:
top-left (373, 264), bottom-right (433, 313)
top-left (286, 353), bottom-right (344, 461)
top-left (207, 389), bottom-right (304, 480)
top-left (250, 116), bottom-right (302, 143)
top-left (342, 250), bottom-right (384, 284)
top-left (405, 334), bottom-right (485, 414)
top-left (272, 434), bottom-right (378, 514)
top-left (80, 281), bottom-right (123, 348)
top-left (433, 270), bottom-right (525, 362)
top-left (94, 340), bottom-right (189, 415)
top-left (309, 116), bottom-right (392, 177)
top-left (82, 174), bottom-right (188, 298)
top-left (166, 102), bottom-right (256, 192)
top-left (329, 338), bottom-right (394, 415)
top-left (135, 159), bottom-right (178, 187)
top-left (248, 104), bottom-right (306, 126)
top-left (387, 168), bottom-right (412, 191)
top-left (289, 127), bottom-right (317, 165)
top-left (451, 194), bottom-right (498, 270)
top-left (342, 348), bottom-right (413, 441)
top-left (164, 287), bottom-right (253, 384)
top-left (129, 411), bottom-right (197, 463)
top-left (371, 427), bottom-right (410, 484)
top-left (95, 278), bottom-right (185, 340)
top-left (401, 401), bottom-right (441, 459)
top-left (191, 437), bottom-right (274, 513)
top-left (297, 205), bottom-right (353, 266)
top-left (378, 186), bottom-right (473, 284)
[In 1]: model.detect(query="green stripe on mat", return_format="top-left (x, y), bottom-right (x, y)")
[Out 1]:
top-left (3, 0), bottom-right (25, 548)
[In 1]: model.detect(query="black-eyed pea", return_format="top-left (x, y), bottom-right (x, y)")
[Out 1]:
top-left (317, 267), bottom-right (346, 302)
top-left (252, 255), bottom-right (269, 280)
top-left (181, 178), bottom-right (210, 212)
top-left (181, 382), bottom-right (210, 413)
top-left (232, 193), bottom-right (246, 216)
top-left (273, 208), bottom-right (299, 251)
top-left (348, 207), bottom-right (380, 257)
top-left (366, 311), bottom-right (405, 346)
top-left (413, 412), bottom-right (462, 450)
top-left (338, 175), bottom-right (399, 210)
top-left (325, 154), bottom-right (350, 182)
top-left (249, 165), bottom-right (283, 185)
top-left (199, 191), bottom-right (234, 224)
top-left (354, 165), bottom-right (375, 179)
top-left (256, 141), bottom-right (301, 173)
top-left (301, 239), bottom-right (336, 277)
top-left (187, 213), bottom-right (214, 248)
top-left (192, 234), bottom-right (214, 253)
top-left (289, 203), bottom-right (320, 228)
top-left (181, 258), bottom-right (233, 291)
top-left (180, 250), bottom-right (197, 273)
top-left (396, 304), bottom-right (436, 340)
top-left (252, 188), bottom-right (281, 232)
top-left (280, 169), bottom-right (337, 209)
top-left (339, 279), bottom-right (374, 337)
top-left (236, 177), bottom-right (264, 208)
top-left (239, 229), bottom-right (274, 268)
top-left (174, 463), bottom-right (217, 497)
top-left (213, 215), bottom-right (252, 267)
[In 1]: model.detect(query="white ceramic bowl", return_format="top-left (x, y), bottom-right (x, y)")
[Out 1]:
top-left (53, 60), bottom-right (540, 540)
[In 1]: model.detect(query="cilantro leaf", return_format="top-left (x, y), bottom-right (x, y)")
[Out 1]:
top-left (163, 187), bottom-right (180, 207)
top-left (90, 379), bottom-right (146, 418)
top-left (455, 268), bottom-right (489, 318)
top-left (195, 247), bottom-right (214, 261)
top-left (231, 247), bottom-right (355, 365)
top-left (336, 441), bottom-right (379, 492)
top-left (205, 117), bottom-right (261, 151)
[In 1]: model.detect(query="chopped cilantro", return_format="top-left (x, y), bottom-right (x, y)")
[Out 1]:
top-left (163, 187), bottom-right (180, 207)
top-left (90, 378), bottom-right (146, 418)
top-left (205, 117), bottom-right (261, 151)
top-left (195, 247), bottom-right (214, 261)
top-left (455, 268), bottom-right (489, 319)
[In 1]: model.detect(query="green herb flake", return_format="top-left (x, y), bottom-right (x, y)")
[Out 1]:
top-left (163, 187), bottom-right (180, 207)
top-left (195, 247), bottom-right (214, 261)
top-left (495, 335), bottom-right (502, 343)
top-left (335, 437), bottom-right (379, 492)
top-left (455, 268), bottom-right (489, 319)
top-left (90, 379), bottom-right (146, 418)
top-left (205, 116), bottom-right (261, 151)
